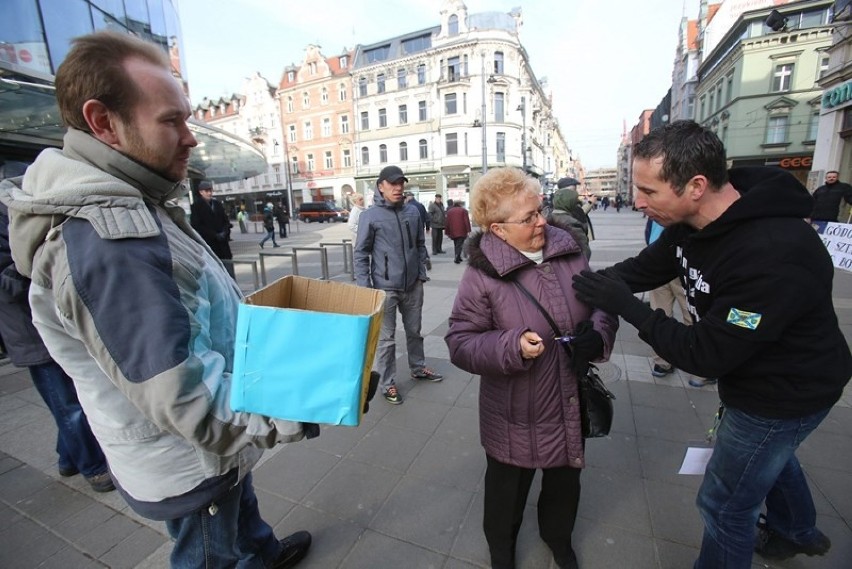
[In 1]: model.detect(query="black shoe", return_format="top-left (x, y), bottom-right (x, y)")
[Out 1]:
top-left (688, 377), bottom-right (718, 387)
top-left (58, 465), bottom-right (79, 477)
top-left (270, 530), bottom-right (312, 569)
top-left (454, 258), bottom-right (461, 264)
top-left (554, 548), bottom-right (579, 569)
top-left (651, 364), bottom-right (674, 377)
top-left (85, 472), bottom-right (115, 493)
top-left (755, 515), bottom-right (830, 560)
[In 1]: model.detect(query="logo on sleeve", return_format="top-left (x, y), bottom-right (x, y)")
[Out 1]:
top-left (726, 308), bottom-right (762, 330)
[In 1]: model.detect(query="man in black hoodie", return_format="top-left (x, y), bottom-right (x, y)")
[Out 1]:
top-left (572, 121), bottom-right (850, 568)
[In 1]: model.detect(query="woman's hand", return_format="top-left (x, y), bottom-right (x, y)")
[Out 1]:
top-left (520, 331), bottom-right (545, 360)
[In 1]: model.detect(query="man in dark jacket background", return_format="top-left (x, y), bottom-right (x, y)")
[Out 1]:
top-left (190, 180), bottom-right (234, 277)
top-left (428, 194), bottom-right (446, 255)
top-left (354, 165), bottom-right (442, 405)
top-left (572, 120), bottom-right (850, 568)
top-left (810, 170), bottom-right (852, 222)
top-left (444, 199), bottom-right (471, 264)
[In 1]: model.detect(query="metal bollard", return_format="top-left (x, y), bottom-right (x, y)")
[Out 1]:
top-left (258, 250), bottom-right (297, 286)
top-left (319, 242), bottom-right (354, 277)
top-left (291, 247), bottom-right (329, 280)
top-left (221, 258), bottom-right (260, 291)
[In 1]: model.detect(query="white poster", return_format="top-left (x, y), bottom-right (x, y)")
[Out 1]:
top-left (813, 221), bottom-right (852, 272)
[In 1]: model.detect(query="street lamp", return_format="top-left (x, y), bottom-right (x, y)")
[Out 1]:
top-left (517, 96), bottom-right (527, 172)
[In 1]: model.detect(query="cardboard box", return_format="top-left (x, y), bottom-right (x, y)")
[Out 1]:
top-left (230, 275), bottom-right (385, 426)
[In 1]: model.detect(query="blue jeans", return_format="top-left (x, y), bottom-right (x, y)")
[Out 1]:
top-left (28, 361), bottom-right (108, 478)
top-left (694, 405), bottom-right (830, 569)
top-left (166, 473), bottom-right (281, 568)
top-left (259, 229), bottom-right (277, 247)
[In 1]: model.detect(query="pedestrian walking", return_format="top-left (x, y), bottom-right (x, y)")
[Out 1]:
top-left (260, 202), bottom-right (279, 248)
top-left (428, 194), bottom-right (447, 254)
top-left (444, 199), bottom-right (471, 264)
top-left (572, 120), bottom-right (850, 568)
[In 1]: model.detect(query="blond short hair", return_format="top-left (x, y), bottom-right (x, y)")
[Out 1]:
top-left (471, 167), bottom-right (540, 228)
top-left (351, 192), bottom-right (364, 204)
top-left (55, 31), bottom-right (171, 132)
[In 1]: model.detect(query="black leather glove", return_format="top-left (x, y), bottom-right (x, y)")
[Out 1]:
top-left (572, 270), bottom-right (653, 327)
top-left (568, 320), bottom-right (603, 373)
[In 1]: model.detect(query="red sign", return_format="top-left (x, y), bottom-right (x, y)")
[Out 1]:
top-left (767, 156), bottom-right (812, 169)
top-left (19, 49), bottom-right (32, 63)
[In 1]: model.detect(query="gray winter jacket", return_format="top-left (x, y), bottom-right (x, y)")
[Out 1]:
top-left (0, 129), bottom-right (305, 519)
top-left (354, 189), bottom-right (428, 291)
top-left (445, 225), bottom-right (618, 469)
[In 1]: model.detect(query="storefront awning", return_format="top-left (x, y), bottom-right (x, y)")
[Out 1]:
top-left (0, 65), bottom-right (267, 182)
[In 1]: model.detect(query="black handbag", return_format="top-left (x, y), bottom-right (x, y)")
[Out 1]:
top-left (512, 281), bottom-right (616, 438)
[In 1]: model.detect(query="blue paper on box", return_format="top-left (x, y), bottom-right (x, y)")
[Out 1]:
top-left (230, 276), bottom-right (383, 427)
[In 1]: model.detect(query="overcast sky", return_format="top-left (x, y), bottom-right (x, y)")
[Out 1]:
top-left (177, 0), bottom-right (697, 169)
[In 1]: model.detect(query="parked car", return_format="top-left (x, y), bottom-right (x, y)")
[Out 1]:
top-left (298, 202), bottom-right (347, 223)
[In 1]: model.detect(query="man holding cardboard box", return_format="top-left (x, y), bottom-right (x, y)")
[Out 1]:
top-left (354, 165), bottom-right (443, 405)
top-left (0, 32), bottom-right (312, 568)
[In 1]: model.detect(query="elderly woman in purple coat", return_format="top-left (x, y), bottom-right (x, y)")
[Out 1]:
top-left (445, 168), bottom-right (618, 569)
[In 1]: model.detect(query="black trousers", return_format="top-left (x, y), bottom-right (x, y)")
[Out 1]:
top-left (483, 455), bottom-right (581, 569)
top-left (452, 237), bottom-right (466, 262)
top-left (431, 227), bottom-right (444, 253)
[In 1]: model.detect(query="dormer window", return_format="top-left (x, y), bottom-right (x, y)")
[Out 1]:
top-left (448, 14), bottom-right (459, 36)
top-left (287, 70), bottom-right (295, 82)
top-left (339, 55), bottom-right (348, 68)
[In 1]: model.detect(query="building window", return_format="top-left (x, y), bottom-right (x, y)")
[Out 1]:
top-left (309, 62), bottom-right (317, 75)
top-left (495, 92), bottom-right (505, 122)
top-left (287, 70), bottom-right (295, 82)
top-left (807, 110), bottom-right (819, 141)
top-left (445, 93), bottom-right (458, 115)
top-left (772, 63), bottom-right (794, 92)
top-left (446, 133), bottom-right (458, 156)
top-left (273, 164), bottom-right (281, 183)
top-left (419, 139), bottom-right (428, 159)
top-left (322, 117), bottom-right (331, 137)
top-left (447, 56), bottom-right (460, 81)
top-left (359, 77), bottom-right (367, 97)
top-left (399, 104), bottom-right (408, 124)
top-left (494, 51), bottom-right (504, 74)
top-left (287, 96), bottom-right (294, 113)
top-left (339, 55), bottom-right (348, 68)
top-left (306, 153), bottom-right (315, 171)
top-left (686, 96), bottom-right (695, 119)
top-left (699, 96), bottom-right (706, 120)
top-left (288, 124), bottom-right (296, 143)
top-left (417, 64), bottom-right (426, 84)
top-left (448, 14), bottom-right (459, 36)
top-left (496, 132), bottom-right (506, 162)
top-left (709, 92), bottom-right (715, 115)
top-left (379, 108), bottom-right (387, 128)
top-left (340, 114), bottom-right (349, 134)
top-left (715, 82), bottom-right (723, 111)
top-left (303, 120), bottom-right (313, 140)
top-left (379, 144), bottom-right (388, 163)
top-left (324, 151), bottom-right (333, 169)
top-left (302, 91), bottom-right (310, 108)
top-left (339, 82), bottom-right (347, 101)
top-left (398, 67), bottom-right (407, 89)
top-left (418, 100), bottom-right (427, 121)
top-left (765, 115), bottom-right (789, 144)
top-left (377, 73), bottom-right (386, 93)
top-left (361, 146), bottom-right (369, 166)
top-left (291, 156), bottom-right (300, 175)
top-left (343, 149), bottom-right (352, 168)
top-left (818, 54), bottom-right (830, 79)
top-left (399, 142), bottom-right (408, 161)
top-left (361, 111), bottom-right (369, 130)
top-left (321, 87), bottom-right (329, 104)
top-left (726, 73), bottom-right (734, 104)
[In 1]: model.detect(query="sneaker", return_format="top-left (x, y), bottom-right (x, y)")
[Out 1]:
top-left (85, 472), bottom-right (115, 493)
top-left (383, 385), bottom-right (403, 405)
top-left (411, 367), bottom-right (443, 381)
top-left (58, 465), bottom-right (79, 478)
top-left (755, 515), bottom-right (830, 560)
top-left (688, 377), bottom-right (718, 388)
top-left (271, 530), bottom-right (312, 569)
top-left (651, 364), bottom-right (674, 377)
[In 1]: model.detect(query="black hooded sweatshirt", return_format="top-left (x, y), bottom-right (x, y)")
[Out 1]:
top-left (611, 167), bottom-right (851, 419)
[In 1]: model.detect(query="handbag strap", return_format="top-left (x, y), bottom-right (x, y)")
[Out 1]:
top-left (511, 280), bottom-right (562, 340)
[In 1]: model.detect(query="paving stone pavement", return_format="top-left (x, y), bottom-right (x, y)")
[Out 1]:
top-left (1, 209), bottom-right (850, 568)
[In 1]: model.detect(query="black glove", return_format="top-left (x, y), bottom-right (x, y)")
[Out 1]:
top-left (568, 320), bottom-right (603, 373)
top-left (572, 270), bottom-right (653, 326)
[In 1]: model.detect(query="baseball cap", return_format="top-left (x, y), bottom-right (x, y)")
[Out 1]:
top-left (378, 165), bottom-right (408, 184)
top-left (556, 177), bottom-right (580, 189)
top-left (198, 180), bottom-right (213, 191)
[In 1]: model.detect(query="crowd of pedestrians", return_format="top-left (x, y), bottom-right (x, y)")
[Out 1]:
top-left (0, 29), bottom-right (849, 569)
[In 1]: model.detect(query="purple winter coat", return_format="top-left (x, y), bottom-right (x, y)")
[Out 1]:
top-left (445, 224), bottom-right (618, 469)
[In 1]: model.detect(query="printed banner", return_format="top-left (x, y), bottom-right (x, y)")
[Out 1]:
top-left (813, 221), bottom-right (852, 272)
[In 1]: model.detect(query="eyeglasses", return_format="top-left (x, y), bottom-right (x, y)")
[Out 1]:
top-left (502, 207), bottom-right (543, 226)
